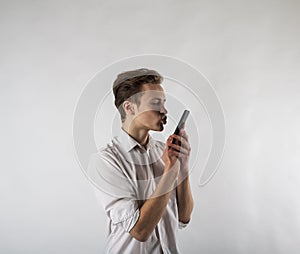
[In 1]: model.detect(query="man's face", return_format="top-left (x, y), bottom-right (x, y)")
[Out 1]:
top-left (132, 84), bottom-right (168, 131)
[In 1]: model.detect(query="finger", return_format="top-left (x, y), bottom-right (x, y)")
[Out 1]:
top-left (179, 129), bottom-right (189, 141)
top-left (166, 136), bottom-right (174, 148)
top-left (169, 149), bottom-right (189, 158)
top-left (179, 137), bottom-right (191, 152)
top-left (170, 134), bottom-right (191, 151)
top-left (172, 132), bottom-right (188, 142)
top-left (171, 134), bottom-right (182, 142)
top-left (168, 143), bottom-right (190, 155)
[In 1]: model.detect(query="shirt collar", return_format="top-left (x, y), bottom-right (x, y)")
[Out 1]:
top-left (117, 128), bottom-right (156, 152)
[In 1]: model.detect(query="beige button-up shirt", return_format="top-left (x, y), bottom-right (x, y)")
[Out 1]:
top-left (87, 129), bottom-right (188, 254)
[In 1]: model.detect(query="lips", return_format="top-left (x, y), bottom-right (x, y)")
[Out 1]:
top-left (161, 115), bottom-right (167, 124)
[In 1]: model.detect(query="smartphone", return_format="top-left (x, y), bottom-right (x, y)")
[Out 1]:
top-left (172, 110), bottom-right (190, 145)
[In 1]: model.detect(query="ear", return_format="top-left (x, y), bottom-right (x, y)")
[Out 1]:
top-left (122, 101), bottom-right (135, 115)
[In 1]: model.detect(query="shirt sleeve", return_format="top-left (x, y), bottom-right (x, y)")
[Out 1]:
top-left (178, 220), bottom-right (190, 229)
top-left (87, 152), bottom-right (140, 233)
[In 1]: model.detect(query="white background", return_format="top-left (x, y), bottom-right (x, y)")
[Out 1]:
top-left (1, 0), bottom-right (300, 253)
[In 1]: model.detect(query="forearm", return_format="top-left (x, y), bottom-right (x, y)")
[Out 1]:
top-left (176, 172), bottom-right (194, 223)
top-left (129, 166), bottom-right (178, 241)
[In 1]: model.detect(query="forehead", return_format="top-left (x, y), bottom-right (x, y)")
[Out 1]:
top-left (140, 84), bottom-right (165, 99)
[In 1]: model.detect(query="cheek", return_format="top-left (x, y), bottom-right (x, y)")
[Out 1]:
top-left (138, 110), bottom-right (159, 122)
top-left (139, 102), bottom-right (162, 112)
top-left (148, 104), bottom-right (161, 111)
top-left (138, 104), bottom-right (158, 114)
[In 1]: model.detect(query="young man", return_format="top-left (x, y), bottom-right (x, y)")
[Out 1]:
top-left (88, 68), bottom-right (194, 253)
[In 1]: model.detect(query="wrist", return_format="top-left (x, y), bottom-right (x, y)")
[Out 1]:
top-left (178, 166), bottom-right (190, 183)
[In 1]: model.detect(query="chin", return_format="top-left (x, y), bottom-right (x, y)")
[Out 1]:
top-left (156, 123), bottom-right (164, 131)
top-left (146, 121), bottom-right (165, 132)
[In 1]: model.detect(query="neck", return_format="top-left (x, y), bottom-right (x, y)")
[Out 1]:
top-left (122, 121), bottom-right (149, 146)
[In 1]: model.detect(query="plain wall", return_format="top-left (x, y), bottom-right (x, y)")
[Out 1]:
top-left (1, 0), bottom-right (300, 253)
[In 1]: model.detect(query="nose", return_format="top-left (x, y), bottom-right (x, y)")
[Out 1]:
top-left (160, 105), bottom-right (168, 115)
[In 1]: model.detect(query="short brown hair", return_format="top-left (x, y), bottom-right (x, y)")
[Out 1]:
top-left (113, 68), bottom-right (163, 122)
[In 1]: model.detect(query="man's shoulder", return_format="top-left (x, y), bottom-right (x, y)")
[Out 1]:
top-left (92, 138), bottom-right (120, 161)
top-left (88, 139), bottom-right (123, 176)
top-left (91, 135), bottom-right (165, 161)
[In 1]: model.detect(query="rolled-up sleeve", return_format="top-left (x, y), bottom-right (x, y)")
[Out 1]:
top-left (178, 220), bottom-right (190, 229)
top-left (110, 199), bottom-right (140, 232)
top-left (87, 152), bottom-right (139, 233)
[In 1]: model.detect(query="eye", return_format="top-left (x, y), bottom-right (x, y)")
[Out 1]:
top-left (150, 100), bottom-right (161, 105)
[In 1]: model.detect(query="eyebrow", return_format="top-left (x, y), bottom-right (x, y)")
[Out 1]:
top-left (151, 97), bottom-right (166, 101)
